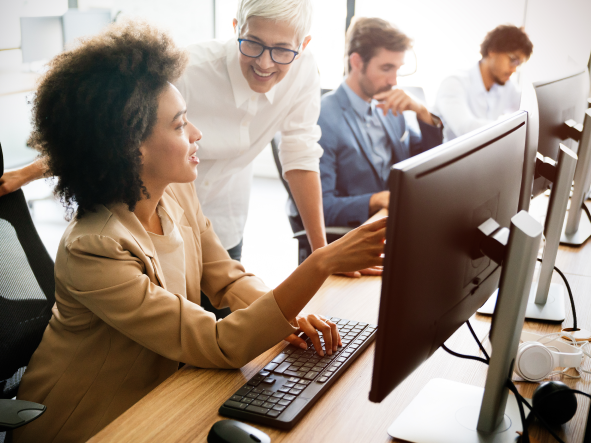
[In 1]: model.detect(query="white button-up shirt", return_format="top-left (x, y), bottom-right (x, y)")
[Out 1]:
top-left (434, 62), bottom-right (521, 142)
top-left (175, 38), bottom-right (323, 249)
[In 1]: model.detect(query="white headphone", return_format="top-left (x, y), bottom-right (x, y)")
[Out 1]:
top-left (514, 331), bottom-right (583, 382)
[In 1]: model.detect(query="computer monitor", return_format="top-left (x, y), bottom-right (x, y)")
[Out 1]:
top-left (530, 68), bottom-right (589, 199)
top-left (370, 111), bottom-right (543, 442)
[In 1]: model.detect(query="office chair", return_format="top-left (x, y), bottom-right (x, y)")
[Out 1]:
top-left (0, 142), bottom-right (51, 435)
top-left (270, 132), bottom-right (351, 265)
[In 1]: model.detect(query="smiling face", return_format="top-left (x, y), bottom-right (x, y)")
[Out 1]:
top-left (350, 48), bottom-right (405, 100)
top-left (139, 83), bottom-right (201, 189)
top-left (234, 16), bottom-right (310, 94)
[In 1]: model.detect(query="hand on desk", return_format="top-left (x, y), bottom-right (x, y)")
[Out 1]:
top-left (284, 314), bottom-right (341, 357)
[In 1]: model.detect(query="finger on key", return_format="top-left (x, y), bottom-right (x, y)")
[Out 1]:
top-left (311, 315), bottom-right (332, 355)
top-left (325, 318), bottom-right (340, 350)
top-left (299, 317), bottom-right (324, 356)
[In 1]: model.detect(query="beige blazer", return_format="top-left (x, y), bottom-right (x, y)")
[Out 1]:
top-left (14, 182), bottom-right (296, 443)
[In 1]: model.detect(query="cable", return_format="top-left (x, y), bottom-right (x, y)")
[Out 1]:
top-left (440, 344), bottom-right (490, 365)
top-left (582, 201), bottom-right (591, 225)
top-left (506, 380), bottom-right (530, 443)
top-left (506, 379), bottom-right (566, 443)
top-left (466, 320), bottom-right (490, 362)
top-left (536, 258), bottom-right (577, 331)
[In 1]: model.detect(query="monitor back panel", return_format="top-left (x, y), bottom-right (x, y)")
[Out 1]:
top-left (370, 112), bottom-right (527, 403)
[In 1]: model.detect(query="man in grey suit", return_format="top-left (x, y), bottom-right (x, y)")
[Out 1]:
top-left (318, 17), bottom-right (443, 228)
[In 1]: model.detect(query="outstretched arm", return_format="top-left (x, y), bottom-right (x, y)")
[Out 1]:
top-left (0, 157), bottom-right (48, 197)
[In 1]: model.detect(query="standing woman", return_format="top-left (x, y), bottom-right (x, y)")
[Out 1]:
top-left (12, 21), bottom-right (385, 443)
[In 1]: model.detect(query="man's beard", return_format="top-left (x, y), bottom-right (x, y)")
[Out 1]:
top-left (493, 72), bottom-right (507, 86)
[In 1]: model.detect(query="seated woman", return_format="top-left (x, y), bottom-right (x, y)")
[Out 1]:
top-left (13, 20), bottom-right (386, 443)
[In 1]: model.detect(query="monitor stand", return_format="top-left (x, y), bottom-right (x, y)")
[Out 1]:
top-left (388, 211), bottom-right (542, 443)
top-left (479, 145), bottom-right (577, 322)
top-left (388, 378), bottom-right (527, 443)
top-left (477, 283), bottom-right (565, 322)
top-left (561, 109), bottom-right (591, 246)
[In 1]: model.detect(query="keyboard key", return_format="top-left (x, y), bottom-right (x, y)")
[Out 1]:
top-left (283, 394), bottom-right (296, 401)
top-left (252, 374), bottom-right (265, 381)
top-left (349, 344), bottom-right (359, 350)
top-left (224, 400), bottom-right (247, 410)
top-left (348, 321), bottom-right (358, 326)
top-left (304, 371), bottom-right (319, 380)
top-left (296, 383), bottom-right (307, 389)
top-left (288, 377), bottom-right (301, 383)
top-left (263, 402), bottom-right (275, 408)
top-left (337, 357), bottom-right (346, 362)
top-left (271, 392), bottom-right (284, 398)
top-left (240, 398), bottom-right (253, 404)
top-left (272, 354), bottom-right (288, 364)
top-left (283, 382), bottom-right (296, 388)
top-left (235, 387), bottom-right (252, 396)
top-left (246, 393), bottom-right (258, 399)
top-left (230, 395), bottom-right (243, 402)
top-left (262, 390), bottom-right (274, 396)
top-left (278, 388), bottom-right (291, 394)
top-left (297, 380), bottom-right (311, 386)
top-left (285, 357), bottom-right (297, 363)
top-left (247, 379), bottom-right (261, 387)
top-left (291, 361), bottom-right (304, 367)
top-left (278, 399), bottom-right (291, 406)
top-left (302, 363), bottom-right (315, 368)
top-left (281, 348), bottom-right (294, 355)
top-left (252, 388), bottom-right (264, 394)
top-left (312, 366), bottom-right (324, 372)
top-left (358, 322), bottom-right (368, 326)
top-left (273, 362), bottom-right (291, 374)
top-left (257, 395), bottom-right (269, 401)
top-left (318, 376), bottom-right (329, 383)
top-left (273, 405), bottom-right (286, 411)
top-left (289, 388), bottom-right (303, 395)
top-left (284, 370), bottom-right (307, 378)
top-left (267, 397), bottom-right (279, 404)
top-left (267, 409), bottom-right (281, 418)
top-left (246, 405), bottom-right (269, 415)
top-left (251, 400), bottom-right (265, 407)
top-left (262, 377), bottom-right (276, 384)
top-left (264, 362), bottom-right (278, 371)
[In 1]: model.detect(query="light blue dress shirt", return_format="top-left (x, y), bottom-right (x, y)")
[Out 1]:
top-left (341, 81), bottom-right (393, 182)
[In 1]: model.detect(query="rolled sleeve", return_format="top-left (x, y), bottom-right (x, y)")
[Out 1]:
top-left (278, 56), bottom-right (323, 176)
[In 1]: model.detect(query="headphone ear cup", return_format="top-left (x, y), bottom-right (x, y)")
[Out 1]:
top-left (532, 381), bottom-right (578, 425)
top-left (514, 342), bottom-right (554, 382)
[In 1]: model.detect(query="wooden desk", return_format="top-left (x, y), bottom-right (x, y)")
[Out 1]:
top-left (90, 203), bottom-right (591, 443)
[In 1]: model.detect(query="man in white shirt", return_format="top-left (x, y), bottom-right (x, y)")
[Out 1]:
top-left (434, 25), bottom-right (533, 142)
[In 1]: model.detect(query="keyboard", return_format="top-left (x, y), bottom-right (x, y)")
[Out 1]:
top-left (219, 317), bottom-right (377, 429)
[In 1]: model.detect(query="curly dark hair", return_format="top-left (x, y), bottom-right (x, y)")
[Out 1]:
top-left (480, 25), bottom-right (533, 59)
top-left (29, 20), bottom-right (188, 219)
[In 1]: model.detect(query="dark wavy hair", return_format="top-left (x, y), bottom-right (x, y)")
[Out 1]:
top-left (29, 20), bottom-right (188, 219)
top-left (480, 25), bottom-right (533, 59)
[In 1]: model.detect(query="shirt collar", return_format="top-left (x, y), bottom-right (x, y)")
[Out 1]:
top-left (225, 38), bottom-right (275, 107)
top-left (342, 80), bottom-right (372, 120)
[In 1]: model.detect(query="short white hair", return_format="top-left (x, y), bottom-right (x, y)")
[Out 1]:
top-left (235, 0), bottom-right (313, 43)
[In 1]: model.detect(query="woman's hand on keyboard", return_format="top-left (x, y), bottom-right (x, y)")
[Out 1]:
top-left (284, 314), bottom-right (341, 357)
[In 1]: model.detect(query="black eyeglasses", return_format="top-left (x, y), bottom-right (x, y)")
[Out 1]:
top-left (238, 38), bottom-right (300, 65)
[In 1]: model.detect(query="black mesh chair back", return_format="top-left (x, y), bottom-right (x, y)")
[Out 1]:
top-left (0, 143), bottom-right (55, 401)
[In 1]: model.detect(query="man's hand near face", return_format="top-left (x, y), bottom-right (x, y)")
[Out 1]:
top-left (373, 89), bottom-right (434, 126)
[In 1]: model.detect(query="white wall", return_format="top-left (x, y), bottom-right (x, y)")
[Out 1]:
top-left (355, 0), bottom-right (591, 107)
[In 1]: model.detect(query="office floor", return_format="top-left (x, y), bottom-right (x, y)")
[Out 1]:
top-left (24, 176), bottom-right (299, 291)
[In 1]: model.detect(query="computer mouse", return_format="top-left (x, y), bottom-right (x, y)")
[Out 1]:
top-left (532, 381), bottom-right (578, 426)
top-left (207, 419), bottom-right (271, 443)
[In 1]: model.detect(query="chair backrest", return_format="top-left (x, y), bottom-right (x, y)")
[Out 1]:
top-left (0, 143), bottom-right (55, 400)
